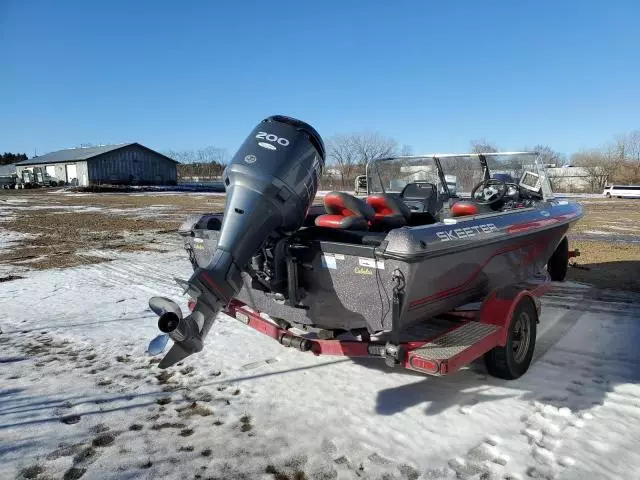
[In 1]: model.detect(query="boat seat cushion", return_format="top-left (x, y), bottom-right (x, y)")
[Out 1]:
top-left (366, 194), bottom-right (411, 230)
top-left (451, 201), bottom-right (479, 217)
top-left (315, 192), bottom-right (375, 230)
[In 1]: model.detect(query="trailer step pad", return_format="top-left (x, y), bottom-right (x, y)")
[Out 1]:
top-left (411, 322), bottom-right (499, 361)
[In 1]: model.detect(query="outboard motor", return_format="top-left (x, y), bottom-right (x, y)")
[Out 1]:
top-left (149, 115), bottom-right (325, 368)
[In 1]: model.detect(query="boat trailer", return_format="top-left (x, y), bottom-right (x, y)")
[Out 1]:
top-left (189, 276), bottom-right (554, 379)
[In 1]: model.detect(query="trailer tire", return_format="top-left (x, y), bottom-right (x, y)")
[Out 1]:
top-left (547, 237), bottom-right (569, 281)
top-left (484, 298), bottom-right (537, 380)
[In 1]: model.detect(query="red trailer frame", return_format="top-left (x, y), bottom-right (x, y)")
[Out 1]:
top-left (199, 279), bottom-right (552, 377)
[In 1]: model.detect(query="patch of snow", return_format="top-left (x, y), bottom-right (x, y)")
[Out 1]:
top-left (578, 200), bottom-right (624, 205)
top-left (127, 191), bottom-right (226, 197)
top-left (0, 245), bottom-right (639, 479)
top-left (0, 230), bottom-right (39, 252)
top-left (0, 204), bottom-right (105, 213)
top-left (103, 206), bottom-right (177, 218)
top-left (604, 225), bottom-right (640, 232)
top-left (1, 202), bottom-right (178, 218)
top-left (554, 193), bottom-right (604, 199)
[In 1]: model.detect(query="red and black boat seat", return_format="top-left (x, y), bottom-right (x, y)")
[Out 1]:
top-left (450, 201), bottom-right (479, 217)
top-left (366, 194), bottom-right (411, 230)
top-left (315, 192), bottom-right (375, 230)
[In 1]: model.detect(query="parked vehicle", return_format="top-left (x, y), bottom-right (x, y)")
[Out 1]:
top-left (444, 174), bottom-right (457, 194)
top-left (146, 115), bottom-right (583, 380)
top-left (21, 166), bottom-right (58, 187)
top-left (602, 185), bottom-right (640, 198)
top-left (0, 174), bottom-right (17, 189)
top-left (0, 164), bottom-right (18, 188)
top-left (354, 175), bottom-right (368, 195)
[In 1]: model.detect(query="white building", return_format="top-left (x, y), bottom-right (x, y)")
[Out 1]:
top-left (546, 166), bottom-right (592, 191)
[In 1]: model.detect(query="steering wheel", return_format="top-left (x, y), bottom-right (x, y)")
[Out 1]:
top-left (470, 179), bottom-right (508, 205)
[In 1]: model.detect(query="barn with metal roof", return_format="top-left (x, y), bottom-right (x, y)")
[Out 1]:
top-left (15, 143), bottom-right (178, 186)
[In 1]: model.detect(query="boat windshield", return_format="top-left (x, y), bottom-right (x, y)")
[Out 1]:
top-left (366, 152), bottom-right (554, 200)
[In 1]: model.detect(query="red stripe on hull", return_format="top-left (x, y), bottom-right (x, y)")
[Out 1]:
top-left (408, 234), bottom-right (557, 310)
top-left (408, 211), bottom-right (578, 310)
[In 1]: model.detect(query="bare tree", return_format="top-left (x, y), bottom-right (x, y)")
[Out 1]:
top-left (325, 134), bottom-right (358, 187)
top-left (470, 138), bottom-right (501, 170)
top-left (164, 146), bottom-right (229, 180)
top-left (571, 147), bottom-right (622, 192)
top-left (548, 175), bottom-right (565, 193)
top-left (531, 144), bottom-right (565, 166)
top-left (614, 129), bottom-right (640, 182)
top-left (326, 133), bottom-right (398, 187)
top-left (615, 129), bottom-right (640, 163)
top-left (400, 144), bottom-right (413, 157)
top-left (352, 132), bottom-right (398, 164)
top-left (470, 138), bottom-right (498, 154)
top-left (163, 146), bottom-right (228, 165)
top-left (449, 157), bottom-right (478, 191)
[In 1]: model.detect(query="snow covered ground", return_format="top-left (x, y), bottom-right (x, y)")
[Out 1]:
top-left (1, 239), bottom-right (639, 479)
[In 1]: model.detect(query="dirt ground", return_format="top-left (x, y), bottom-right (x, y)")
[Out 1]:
top-left (0, 189), bottom-right (225, 271)
top-left (564, 198), bottom-right (640, 291)
top-left (1, 189), bottom-right (638, 291)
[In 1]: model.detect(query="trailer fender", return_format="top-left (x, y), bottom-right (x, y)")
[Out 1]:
top-left (478, 286), bottom-right (538, 347)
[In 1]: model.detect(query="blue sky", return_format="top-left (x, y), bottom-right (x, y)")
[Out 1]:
top-left (1, 0), bottom-right (639, 158)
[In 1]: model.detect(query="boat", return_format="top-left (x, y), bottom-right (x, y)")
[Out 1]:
top-left (147, 115), bottom-right (583, 377)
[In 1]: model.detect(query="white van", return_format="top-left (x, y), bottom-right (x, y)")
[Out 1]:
top-left (602, 185), bottom-right (640, 198)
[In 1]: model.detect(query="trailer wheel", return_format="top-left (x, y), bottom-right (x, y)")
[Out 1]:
top-left (484, 298), bottom-right (537, 380)
top-left (547, 237), bottom-right (569, 281)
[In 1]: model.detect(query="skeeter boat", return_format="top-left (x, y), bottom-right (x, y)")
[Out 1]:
top-left (146, 115), bottom-right (583, 374)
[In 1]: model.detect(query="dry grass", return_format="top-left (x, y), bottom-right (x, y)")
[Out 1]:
top-left (570, 198), bottom-right (640, 234)
top-left (2, 190), bottom-right (639, 291)
top-left (1, 210), bottom-right (180, 269)
top-left (0, 190), bottom-right (225, 271)
top-left (176, 401), bottom-right (213, 418)
top-left (0, 188), bottom-right (226, 212)
top-left (5, 210), bottom-right (175, 236)
top-left (566, 198), bottom-right (640, 291)
top-left (567, 239), bottom-right (640, 291)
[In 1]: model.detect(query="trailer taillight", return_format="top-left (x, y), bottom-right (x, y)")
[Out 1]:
top-left (409, 356), bottom-right (439, 374)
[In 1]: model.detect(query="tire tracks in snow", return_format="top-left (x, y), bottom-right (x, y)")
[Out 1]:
top-left (84, 258), bottom-right (185, 295)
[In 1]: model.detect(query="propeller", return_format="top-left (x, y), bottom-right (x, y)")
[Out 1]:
top-left (146, 290), bottom-right (220, 368)
top-left (148, 334), bottom-right (169, 356)
top-left (149, 296), bottom-right (183, 318)
top-left (147, 296), bottom-right (183, 356)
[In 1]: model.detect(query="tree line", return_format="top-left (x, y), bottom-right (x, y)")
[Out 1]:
top-left (464, 131), bottom-right (640, 192)
top-left (569, 129), bottom-right (640, 191)
top-left (5, 127), bottom-right (637, 192)
top-left (161, 147), bottom-right (229, 180)
top-left (0, 152), bottom-right (28, 165)
top-left (319, 135), bottom-right (566, 192)
top-left (320, 129), bottom-right (640, 193)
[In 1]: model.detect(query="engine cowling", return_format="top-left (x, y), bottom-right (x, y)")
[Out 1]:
top-left (186, 115), bottom-right (326, 308)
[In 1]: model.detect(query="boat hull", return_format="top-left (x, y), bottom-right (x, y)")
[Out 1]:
top-left (185, 201), bottom-right (583, 333)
